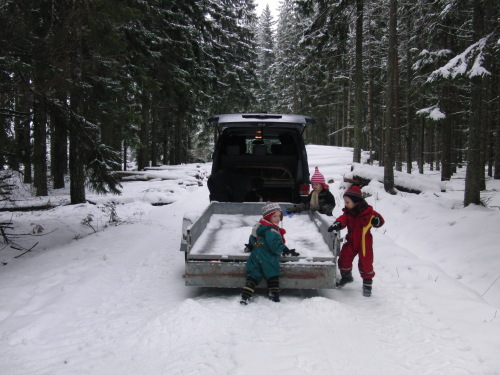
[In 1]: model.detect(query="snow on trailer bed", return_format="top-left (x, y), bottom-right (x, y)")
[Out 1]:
top-left (181, 202), bottom-right (338, 289)
top-left (190, 213), bottom-right (333, 260)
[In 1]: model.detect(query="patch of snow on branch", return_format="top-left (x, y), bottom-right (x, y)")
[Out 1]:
top-left (416, 105), bottom-right (446, 120)
top-left (427, 36), bottom-right (491, 82)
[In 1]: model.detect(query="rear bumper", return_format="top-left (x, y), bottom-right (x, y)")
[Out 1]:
top-left (185, 260), bottom-right (336, 289)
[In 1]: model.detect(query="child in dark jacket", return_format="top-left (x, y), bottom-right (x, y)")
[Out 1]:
top-left (286, 167), bottom-right (335, 216)
top-left (328, 185), bottom-right (384, 297)
top-left (240, 202), bottom-right (290, 305)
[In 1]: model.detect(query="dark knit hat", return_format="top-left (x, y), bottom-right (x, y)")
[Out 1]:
top-left (262, 202), bottom-right (281, 221)
top-left (310, 167), bottom-right (328, 190)
top-left (344, 185), bottom-right (363, 203)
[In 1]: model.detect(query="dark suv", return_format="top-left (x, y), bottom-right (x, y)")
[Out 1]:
top-left (207, 113), bottom-right (314, 203)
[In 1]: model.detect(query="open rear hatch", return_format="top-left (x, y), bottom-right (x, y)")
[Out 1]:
top-left (208, 113), bottom-right (315, 203)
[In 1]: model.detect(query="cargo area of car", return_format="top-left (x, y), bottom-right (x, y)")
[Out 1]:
top-left (209, 122), bottom-right (310, 203)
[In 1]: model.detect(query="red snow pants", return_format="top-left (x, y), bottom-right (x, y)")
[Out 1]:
top-left (338, 240), bottom-right (375, 279)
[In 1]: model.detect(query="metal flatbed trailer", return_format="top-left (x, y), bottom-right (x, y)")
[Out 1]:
top-left (180, 202), bottom-right (340, 289)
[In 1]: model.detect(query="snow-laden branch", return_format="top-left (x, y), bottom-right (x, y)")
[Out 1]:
top-left (416, 105), bottom-right (446, 121)
top-left (427, 35), bottom-right (491, 82)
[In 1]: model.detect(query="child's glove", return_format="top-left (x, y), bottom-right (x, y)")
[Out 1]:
top-left (283, 208), bottom-right (295, 218)
top-left (244, 243), bottom-right (253, 253)
top-left (371, 216), bottom-right (381, 227)
top-left (282, 247), bottom-right (300, 256)
top-left (328, 221), bottom-right (342, 232)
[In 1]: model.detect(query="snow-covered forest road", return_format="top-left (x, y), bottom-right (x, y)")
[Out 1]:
top-left (1, 146), bottom-right (499, 375)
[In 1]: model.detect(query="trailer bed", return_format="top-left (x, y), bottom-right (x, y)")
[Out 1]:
top-left (190, 214), bottom-right (332, 258)
top-left (181, 202), bottom-right (339, 289)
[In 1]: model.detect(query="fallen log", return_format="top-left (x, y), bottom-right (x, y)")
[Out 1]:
top-left (0, 202), bottom-right (55, 212)
top-left (343, 175), bottom-right (422, 194)
top-left (113, 171), bottom-right (176, 181)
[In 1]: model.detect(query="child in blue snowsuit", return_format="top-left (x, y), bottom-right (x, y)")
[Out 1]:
top-left (240, 202), bottom-right (288, 304)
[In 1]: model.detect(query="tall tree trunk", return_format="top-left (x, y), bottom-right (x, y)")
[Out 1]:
top-left (495, 110), bottom-right (500, 179)
top-left (405, 13), bottom-right (413, 174)
top-left (163, 115), bottom-right (171, 165)
top-left (68, 33), bottom-right (86, 204)
top-left (173, 108), bottom-right (185, 165)
top-left (485, 0), bottom-right (499, 180)
top-left (367, 76), bottom-right (374, 162)
top-left (353, 0), bottom-right (363, 163)
top-left (379, 113), bottom-right (385, 167)
top-left (394, 47), bottom-right (401, 173)
top-left (21, 113), bottom-right (32, 183)
top-left (1, 115), bottom-right (9, 167)
top-left (495, 70), bottom-right (500, 178)
top-left (465, 78), bottom-right (484, 206)
top-left (418, 117), bottom-right (424, 174)
top-left (366, 5), bottom-right (375, 162)
top-left (123, 140), bottom-right (128, 171)
top-left (137, 92), bottom-right (150, 171)
top-left (345, 65), bottom-right (352, 147)
top-left (151, 105), bottom-right (158, 166)
top-left (464, 1), bottom-right (485, 206)
top-left (440, 87), bottom-right (452, 181)
top-left (69, 131), bottom-right (86, 204)
top-left (427, 123), bottom-right (434, 171)
top-left (68, 89), bottom-right (86, 204)
top-left (487, 135), bottom-right (493, 177)
top-left (14, 88), bottom-right (32, 182)
top-left (9, 113), bottom-right (20, 172)
top-left (50, 101), bottom-right (67, 189)
top-left (451, 117), bottom-right (459, 172)
top-left (434, 125), bottom-right (440, 171)
top-left (33, 96), bottom-right (48, 196)
top-left (479, 78), bottom-right (487, 191)
top-left (383, 0), bottom-right (398, 194)
top-left (13, 117), bottom-right (22, 172)
top-left (100, 104), bottom-right (118, 170)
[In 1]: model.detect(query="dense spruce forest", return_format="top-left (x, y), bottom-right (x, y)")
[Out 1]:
top-left (0, 0), bottom-right (498, 206)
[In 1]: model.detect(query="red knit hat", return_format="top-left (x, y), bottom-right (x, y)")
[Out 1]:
top-left (262, 202), bottom-right (281, 221)
top-left (344, 185), bottom-right (363, 203)
top-left (310, 167), bottom-right (328, 190)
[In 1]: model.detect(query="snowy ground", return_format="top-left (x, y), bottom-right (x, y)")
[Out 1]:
top-left (1, 145), bottom-right (499, 375)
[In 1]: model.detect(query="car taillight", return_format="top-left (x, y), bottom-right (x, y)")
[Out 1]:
top-left (299, 184), bottom-right (310, 195)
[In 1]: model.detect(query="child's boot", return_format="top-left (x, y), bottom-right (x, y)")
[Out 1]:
top-left (336, 272), bottom-right (354, 288)
top-left (240, 278), bottom-right (257, 305)
top-left (267, 276), bottom-right (281, 302)
top-left (362, 278), bottom-right (373, 297)
top-left (269, 291), bottom-right (280, 302)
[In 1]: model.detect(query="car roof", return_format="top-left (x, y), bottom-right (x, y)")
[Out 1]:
top-left (208, 113), bottom-right (315, 125)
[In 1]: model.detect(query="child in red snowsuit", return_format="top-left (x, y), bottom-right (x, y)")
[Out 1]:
top-left (328, 185), bottom-right (384, 297)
